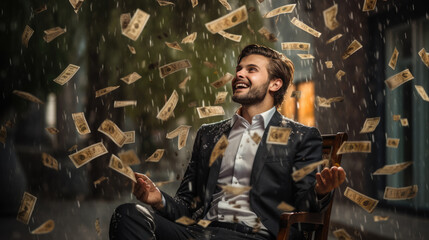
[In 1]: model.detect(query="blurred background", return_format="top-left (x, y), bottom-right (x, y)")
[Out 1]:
top-left (1, 0), bottom-right (428, 239)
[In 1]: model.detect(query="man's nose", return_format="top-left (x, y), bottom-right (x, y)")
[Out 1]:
top-left (236, 69), bottom-right (245, 79)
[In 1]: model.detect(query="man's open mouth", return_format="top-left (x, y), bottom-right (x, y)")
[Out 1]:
top-left (233, 81), bottom-right (250, 90)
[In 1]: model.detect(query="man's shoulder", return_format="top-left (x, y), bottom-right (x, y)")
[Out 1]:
top-left (198, 118), bottom-right (232, 133)
top-left (275, 112), bottom-right (320, 135)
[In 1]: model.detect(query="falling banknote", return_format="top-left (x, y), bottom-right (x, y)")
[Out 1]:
top-left (323, 4), bottom-right (339, 30)
top-left (205, 5), bottom-right (248, 34)
top-left (95, 218), bottom-right (101, 236)
top-left (118, 149), bottom-right (141, 166)
top-left (415, 85), bottom-right (429, 102)
top-left (344, 187), bottom-right (378, 213)
top-left (281, 42), bottom-right (310, 51)
top-left (333, 229), bottom-right (352, 240)
top-left (31, 219), bottom-right (55, 234)
top-left (363, 0), bottom-right (377, 11)
top-left (122, 9), bottom-right (150, 41)
top-left (157, 90), bottom-right (179, 121)
top-left (68, 142), bottom-right (108, 168)
top-left (214, 92), bottom-right (228, 104)
top-left (95, 86), bottom-right (120, 98)
top-left (290, 17), bottom-right (321, 38)
top-left (292, 159), bottom-right (329, 182)
top-left (145, 149), bottom-right (165, 162)
top-left (165, 41), bottom-right (183, 51)
top-left (197, 219), bottom-right (211, 228)
top-left (218, 30), bottom-right (242, 42)
top-left (69, 0), bottom-right (84, 13)
top-left (166, 125), bottom-right (192, 150)
top-left (72, 112), bottom-right (91, 135)
top-left (263, 4), bottom-right (296, 18)
top-left (53, 64), bottom-right (80, 85)
top-left (342, 40), bottom-right (363, 59)
top-left (386, 138), bottom-right (400, 148)
top-left (359, 117), bottom-right (380, 134)
top-left (336, 70), bottom-right (346, 80)
top-left (258, 27), bottom-right (278, 42)
top-left (13, 90), bottom-right (44, 104)
top-left (197, 106), bottom-right (225, 118)
top-left (211, 73), bottom-right (234, 88)
top-left (109, 154), bottom-right (136, 182)
top-left (385, 69), bottom-right (414, 90)
top-left (209, 135), bottom-right (228, 166)
top-left (267, 126), bottom-right (291, 145)
top-left (120, 72), bottom-right (141, 84)
top-left (42, 153), bottom-right (59, 170)
top-left (43, 27), bottom-right (66, 43)
top-left (337, 141), bottom-right (371, 154)
top-left (373, 161), bottom-right (412, 175)
top-left (374, 216), bottom-right (389, 222)
top-left (98, 119), bottom-right (127, 147)
top-left (45, 127), bottom-right (59, 135)
top-left (124, 131), bottom-right (135, 144)
top-left (297, 54), bottom-right (315, 59)
top-left (17, 192), bottom-right (37, 224)
top-left (175, 216), bottom-right (195, 226)
top-left (388, 47), bottom-right (399, 70)
top-left (114, 101), bottom-right (137, 108)
top-left (277, 201), bottom-right (295, 212)
top-left (418, 48), bottom-right (429, 67)
top-left (326, 33), bottom-right (343, 44)
top-left (181, 32), bottom-right (197, 44)
top-left (383, 185), bottom-right (418, 200)
top-left (219, 184), bottom-right (252, 195)
top-left (159, 59), bottom-right (192, 78)
top-left (22, 25), bottom-right (34, 47)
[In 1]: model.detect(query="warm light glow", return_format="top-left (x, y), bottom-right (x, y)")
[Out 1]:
top-left (279, 84), bottom-right (296, 120)
top-left (297, 82), bottom-right (315, 126)
top-left (279, 82), bottom-right (315, 126)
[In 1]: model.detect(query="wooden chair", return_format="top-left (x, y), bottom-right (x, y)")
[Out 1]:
top-left (277, 132), bottom-right (348, 240)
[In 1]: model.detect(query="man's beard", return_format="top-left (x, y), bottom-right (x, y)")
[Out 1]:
top-left (232, 79), bottom-right (270, 106)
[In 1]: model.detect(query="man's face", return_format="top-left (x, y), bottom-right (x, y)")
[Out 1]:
top-left (232, 54), bottom-right (271, 106)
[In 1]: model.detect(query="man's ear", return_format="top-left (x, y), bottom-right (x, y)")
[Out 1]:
top-left (269, 78), bottom-right (283, 92)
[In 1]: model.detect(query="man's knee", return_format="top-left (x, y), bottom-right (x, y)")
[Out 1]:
top-left (110, 203), bottom-right (155, 239)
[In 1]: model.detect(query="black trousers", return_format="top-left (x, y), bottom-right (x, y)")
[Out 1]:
top-left (109, 203), bottom-right (273, 240)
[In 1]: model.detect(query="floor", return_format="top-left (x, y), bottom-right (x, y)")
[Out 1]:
top-left (1, 185), bottom-right (428, 240)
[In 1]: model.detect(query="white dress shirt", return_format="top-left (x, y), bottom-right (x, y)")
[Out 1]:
top-left (204, 107), bottom-right (276, 230)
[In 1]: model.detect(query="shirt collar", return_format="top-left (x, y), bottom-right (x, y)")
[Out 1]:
top-left (231, 106), bottom-right (276, 129)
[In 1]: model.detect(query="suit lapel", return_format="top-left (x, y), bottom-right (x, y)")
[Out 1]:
top-left (204, 119), bottom-right (233, 212)
top-left (250, 111), bottom-right (284, 185)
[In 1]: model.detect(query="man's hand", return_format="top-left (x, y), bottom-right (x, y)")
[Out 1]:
top-left (133, 172), bottom-right (164, 209)
top-left (315, 166), bottom-right (346, 196)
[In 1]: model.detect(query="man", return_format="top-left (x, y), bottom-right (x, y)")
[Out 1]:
top-left (109, 44), bottom-right (346, 240)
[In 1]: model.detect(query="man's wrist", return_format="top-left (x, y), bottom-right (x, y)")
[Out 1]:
top-left (152, 194), bottom-right (166, 210)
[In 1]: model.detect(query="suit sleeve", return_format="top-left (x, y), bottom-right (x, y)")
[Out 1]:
top-left (292, 127), bottom-right (331, 212)
top-left (154, 126), bottom-right (203, 220)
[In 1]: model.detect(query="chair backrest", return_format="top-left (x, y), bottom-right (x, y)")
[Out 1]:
top-left (277, 132), bottom-right (348, 240)
top-left (317, 132), bottom-right (348, 240)
top-left (322, 132), bottom-right (348, 167)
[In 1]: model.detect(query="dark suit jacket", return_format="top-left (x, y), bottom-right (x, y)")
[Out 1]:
top-left (156, 110), bottom-right (328, 237)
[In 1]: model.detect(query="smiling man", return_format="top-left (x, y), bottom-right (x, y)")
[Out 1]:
top-left (109, 44), bottom-right (346, 240)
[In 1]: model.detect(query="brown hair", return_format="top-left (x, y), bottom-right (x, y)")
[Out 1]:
top-left (237, 44), bottom-right (294, 107)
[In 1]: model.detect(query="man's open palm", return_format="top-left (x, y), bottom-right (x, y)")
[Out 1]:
top-left (315, 166), bottom-right (346, 195)
top-left (133, 172), bottom-right (163, 209)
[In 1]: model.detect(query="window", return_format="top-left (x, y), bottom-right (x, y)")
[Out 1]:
top-left (384, 17), bottom-right (429, 210)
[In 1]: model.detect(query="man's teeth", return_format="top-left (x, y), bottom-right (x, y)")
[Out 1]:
top-left (236, 83), bottom-right (248, 88)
